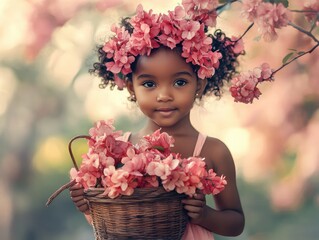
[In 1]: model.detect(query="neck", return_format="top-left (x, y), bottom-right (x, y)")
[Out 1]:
top-left (140, 115), bottom-right (198, 137)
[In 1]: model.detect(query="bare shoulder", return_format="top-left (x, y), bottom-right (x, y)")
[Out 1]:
top-left (201, 136), bottom-right (235, 176)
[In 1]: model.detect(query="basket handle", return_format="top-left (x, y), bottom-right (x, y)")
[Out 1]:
top-left (68, 135), bottom-right (91, 171)
top-left (46, 134), bottom-right (91, 207)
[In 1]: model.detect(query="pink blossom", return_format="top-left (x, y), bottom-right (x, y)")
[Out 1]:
top-left (114, 75), bottom-right (126, 90)
top-left (146, 155), bottom-right (180, 180)
top-left (102, 166), bottom-right (137, 198)
top-left (70, 166), bottom-right (100, 189)
top-left (304, 0), bottom-right (319, 25)
top-left (229, 71), bottom-right (261, 104)
top-left (121, 150), bottom-right (146, 176)
top-left (241, 0), bottom-right (263, 22)
top-left (256, 3), bottom-right (291, 41)
top-left (225, 36), bottom-right (245, 55)
top-left (70, 119), bottom-right (227, 198)
top-left (140, 129), bottom-right (174, 155)
top-left (260, 63), bottom-right (273, 80)
top-left (182, 0), bottom-right (218, 15)
top-left (229, 63), bottom-right (272, 103)
top-left (202, 169), bottom-right (227, 195)
top-left (242, 1), bottom-right (291, 41)
top-left (88, 119), bottom-right (117, 140)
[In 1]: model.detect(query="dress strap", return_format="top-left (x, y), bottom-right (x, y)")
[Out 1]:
top-left (192, 133), bottom-right (207, 157)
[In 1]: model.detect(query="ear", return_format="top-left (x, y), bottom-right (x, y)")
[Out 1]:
top-left (196, 78), bottom-right (207, 98)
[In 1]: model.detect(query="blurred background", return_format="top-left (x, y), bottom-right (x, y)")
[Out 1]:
top-left (0, 0), bottom-right (318, 239)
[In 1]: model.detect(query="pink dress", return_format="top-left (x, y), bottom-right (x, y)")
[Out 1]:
top-left (181, 133), bottom-right (214, 240)
top-left (121, 132), bottom-right (214, 240)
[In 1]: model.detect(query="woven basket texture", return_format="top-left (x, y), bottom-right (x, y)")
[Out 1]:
top-left (85, 187), bottom-right (188, 240)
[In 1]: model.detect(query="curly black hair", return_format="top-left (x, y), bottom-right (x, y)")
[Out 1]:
top-left (89, 17), bottom-right (244, 97)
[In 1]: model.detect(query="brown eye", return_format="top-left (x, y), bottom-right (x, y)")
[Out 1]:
top-left (174, 79), bottom-right (187, 87)
top-left (142, 81), bottom-right (156, 88)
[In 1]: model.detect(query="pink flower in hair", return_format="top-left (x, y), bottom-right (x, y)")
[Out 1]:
top-left (180, 20), bottom-right (201, 40)
top-left (130, 6), bottom-right (161, 56)
top-left (170, 6), bottom-right (186, 21)
top-left (158, 15), bottom-right (182, 49)
top-left (114, 74), bottom-right (126, 90)
top-left (197, 51), bottom-right (222, 79)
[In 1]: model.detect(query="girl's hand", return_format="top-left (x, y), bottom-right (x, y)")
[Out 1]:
top-left (69, 183), bottom-right (89, 214)
top-left (182, 193), bottom-right (206, 224)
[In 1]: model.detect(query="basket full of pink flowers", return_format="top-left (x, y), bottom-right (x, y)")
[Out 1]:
top-left (48, 119), bottom-right (227, 240)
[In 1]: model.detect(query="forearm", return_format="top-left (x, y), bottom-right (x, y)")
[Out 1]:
top-left (195, 205), bottom-right (245, 236)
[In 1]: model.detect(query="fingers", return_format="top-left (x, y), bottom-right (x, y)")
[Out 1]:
top-left (69, 183), bottom-right (83, 191)
top-left (76, 199), bottom-right (89, 212)
top-left (182, 193), bottom-right (206, 207)
top-left (70, 183), bottom-right (85, 198)
top-left (69, 183), bottom-right (89, 213)
top-left (182, 193), bottom-right (206, 221)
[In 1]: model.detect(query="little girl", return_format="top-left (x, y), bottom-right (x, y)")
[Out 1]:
top-left (70, 2), bottom-right (245, 239)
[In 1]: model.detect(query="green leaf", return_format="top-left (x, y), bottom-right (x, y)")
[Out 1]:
top-left (282, 52), bottom-right (294, 64)
top-left (254, 35), bottom-right (262, 42)
top-left (297, 51), bottom-right (305, 55)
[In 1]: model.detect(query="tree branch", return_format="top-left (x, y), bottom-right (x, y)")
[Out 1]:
top-left (272, 43), bottom-right (319, 76)
top-left (216, 0), bottom-right (239, 14)
top-left (288, 22), bottom-right (319, 44)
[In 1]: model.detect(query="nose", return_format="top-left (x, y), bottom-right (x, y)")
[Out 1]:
top-left (156, 87), bottom-right (173, 102)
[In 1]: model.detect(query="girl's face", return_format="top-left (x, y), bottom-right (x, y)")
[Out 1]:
top-left (127, 47), bottom-right (206, 128)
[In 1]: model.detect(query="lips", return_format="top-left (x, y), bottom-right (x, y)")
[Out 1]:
top-left (156, 108), bottom-right (177, 112)
top-left (155, 107), bottom-right (177, 116)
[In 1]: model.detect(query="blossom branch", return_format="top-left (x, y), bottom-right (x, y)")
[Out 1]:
top-left (289, 9), bottom-right (318, 13)
top-left (310, 19), bottom-right (317, 32)
top-left (216, 0), bottom-right (239, 13)
top-left (288, 22), bottom-right (319, 44)
top-left (272, 42), bottom-right (319, 76)
top-left (233, 22), bottom-right (254, 43)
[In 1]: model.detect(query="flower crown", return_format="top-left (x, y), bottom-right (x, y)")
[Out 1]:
top-left (102, 1), bottom-right (243, 89)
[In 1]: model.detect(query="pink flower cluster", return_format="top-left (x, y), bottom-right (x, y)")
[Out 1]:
top-left (103, 0), bottom-right (223, 88)
top-left (304, 0), bottom-right (319, 26)
top-left (241, 0), bottom-right (291, 41)
top-left (229, 63), bottom-right (273, 104)
top-left (70, 120), bottom-right (227, 199)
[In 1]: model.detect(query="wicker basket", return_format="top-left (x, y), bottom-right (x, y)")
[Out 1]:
top-left (85, 187), bottom-right (188, 240)
top-left (67, 135), bottom-right (188, 240)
